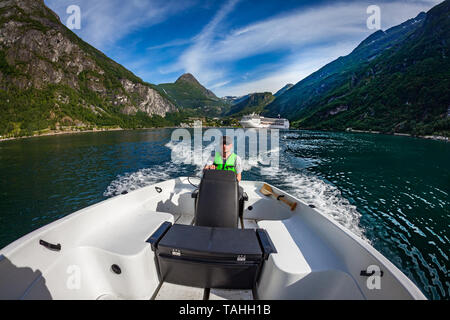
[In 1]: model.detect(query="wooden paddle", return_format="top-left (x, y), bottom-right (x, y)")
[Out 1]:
top-left (260, 184), bottom-right (297, 211)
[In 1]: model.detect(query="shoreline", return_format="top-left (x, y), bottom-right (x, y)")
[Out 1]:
top-left (291, 127), bottom-right (449, 142)
top-left (0, 125), bottom-right (241, 143)
top-left (342, 128), bottom-right (449, 142)
top-left (0, 127), bottom-right (140, 143)
top-left (1, 126), bottom-right (448, 143)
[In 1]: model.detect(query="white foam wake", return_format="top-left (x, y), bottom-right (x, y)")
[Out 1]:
top-left (260, 165), bottom-right (368, 242)
top-left (104, 140), bottom-right (368, 242)
top-left (165, 136), bottom-right (280, 172)
top-left (103, 162), bottom-right (182, 197)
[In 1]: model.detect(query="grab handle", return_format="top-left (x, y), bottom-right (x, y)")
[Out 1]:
top-left (39, 240), bottom-right (61, 252)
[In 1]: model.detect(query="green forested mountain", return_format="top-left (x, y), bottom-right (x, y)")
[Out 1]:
top-left (226, 92), bottom-right (275, 117)
top-left (265, 1), bottom-right (450, 136)
top-left (158, 73), bottom-right (231, 117)
top-left (274, 84), bottom-right (294, 97)
top-left (0, 0), bottom-right (179, 138)
top-left (1, 0), bottom-right (449, 138)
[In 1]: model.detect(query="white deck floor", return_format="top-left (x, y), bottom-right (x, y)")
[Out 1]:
top-left (153, 283), bottom-right (254, 300)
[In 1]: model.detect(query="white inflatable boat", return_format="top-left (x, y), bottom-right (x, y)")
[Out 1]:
top-left (0, 171), bottom-right (426, 300)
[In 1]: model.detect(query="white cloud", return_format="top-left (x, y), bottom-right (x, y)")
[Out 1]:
top-left (45, 0), bottom-right (197, 50)
top-left (166, 0), bottom-right (443, 96)
top-left (218, 42), bottom-right (357, 97)
top-left (147, 38), bottom-right (193, 51)
top-left (44, 0), bottom-right (443, 96)
top-left (159, 0), bottom-right (241, 80)
top-left (209, 80), bottom-right (231, 89)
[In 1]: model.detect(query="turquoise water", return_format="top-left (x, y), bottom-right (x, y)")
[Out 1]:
top-left (0, 129), bottom-right (448, 299)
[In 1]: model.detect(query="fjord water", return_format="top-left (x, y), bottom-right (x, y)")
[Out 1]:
top-left (0, 129), bottom-right (448, 299)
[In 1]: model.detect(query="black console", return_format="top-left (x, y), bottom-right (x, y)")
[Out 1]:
top-left (147, 223), bottom-right (277, 290)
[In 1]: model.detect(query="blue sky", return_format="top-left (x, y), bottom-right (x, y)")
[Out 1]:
top-left (44, 0), bottom-right (442, 97)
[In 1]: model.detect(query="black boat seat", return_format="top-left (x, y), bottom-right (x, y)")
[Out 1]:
top-left (194, 170), bottom-right (240, 228)
top-left (147, 223), bottom-right (277, 290)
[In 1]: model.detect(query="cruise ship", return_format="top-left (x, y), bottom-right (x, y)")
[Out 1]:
top-left (240, 114), bottom-right (290, 129)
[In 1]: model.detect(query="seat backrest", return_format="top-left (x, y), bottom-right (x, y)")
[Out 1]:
top-left (195, 170), bottom-right (239, 228)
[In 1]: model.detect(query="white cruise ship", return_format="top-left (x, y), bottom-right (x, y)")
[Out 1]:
top-left (240, 113), bottom-right (290, 129)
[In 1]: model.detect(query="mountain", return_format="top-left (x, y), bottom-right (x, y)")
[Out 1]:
top-left (222, 95), bottom-right (251, 105)
top-left (0, 0), bottom-right (178, 138)
top-left (227, 92), bottom-right (275, 117)
top-left (265, 1), bottom-right (449, 136)
top-left (158, 73), bottom-right (231, 116)
top-left (274, 84), bottom-right (294, 97)
top-left (175, 73), bottom-right (217, 99)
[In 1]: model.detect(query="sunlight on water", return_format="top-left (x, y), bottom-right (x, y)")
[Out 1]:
top-left (105, 133), bottom-right (368, 241)
top-left (1, 129), bottom-right (448, 299)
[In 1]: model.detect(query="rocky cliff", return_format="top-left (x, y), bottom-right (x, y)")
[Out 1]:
top-left (0, 0), bottom-right (177, 136)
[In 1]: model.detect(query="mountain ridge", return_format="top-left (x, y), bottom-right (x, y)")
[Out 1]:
top-left (158, 73), bottom-right (231, 116)
top-left (1, 0), bottom-right (448, 136)
top-left (0, 0), bottom-right (178, 137)
top-left (264, 2), bottom-right (449, 136)
top-left (174, 73), bottom-right (219, 100)
top-left (274, 84), bottom-right (294, 97)
top-left (226, 92), bottom-right (275, 117)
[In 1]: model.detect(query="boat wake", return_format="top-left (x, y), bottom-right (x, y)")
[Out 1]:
top-left (259, 166), bottom-right (368, 242)
top-left (104, 139), bottom-right (369, 243)
top-left (103, 162), bottom-right (182, 197)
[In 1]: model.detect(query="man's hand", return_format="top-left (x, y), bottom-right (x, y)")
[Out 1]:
top-left (204, 165), bottom-right (216, 170)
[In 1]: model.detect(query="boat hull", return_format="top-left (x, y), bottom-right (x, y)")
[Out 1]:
top-left (240, 114), bottom-right (290, 130)
top-left (0, 178), bottom-right (426, 300)
top-left (240, 121), bottom-right (290, 130)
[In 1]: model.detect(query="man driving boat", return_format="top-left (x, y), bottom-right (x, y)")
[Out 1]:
top-left (204, 136), bottom-right (243, 182)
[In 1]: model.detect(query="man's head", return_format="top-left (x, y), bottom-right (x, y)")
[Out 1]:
top-left (221, 136), bottom-right (233, 155)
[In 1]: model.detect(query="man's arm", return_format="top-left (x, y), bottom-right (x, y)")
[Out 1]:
top-left (204, 155), bottom-right (216, 170)
top-left (235, 156), bottom-right (243, 182)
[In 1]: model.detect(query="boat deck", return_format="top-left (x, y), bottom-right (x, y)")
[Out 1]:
top-left (152, 216), bottom-right (259, 300)
top-left (154, 283), bottom-right (253, 300)
top-left (0, 178), bottom-right (427, 300)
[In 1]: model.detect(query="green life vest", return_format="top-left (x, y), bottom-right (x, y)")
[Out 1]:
top-left (214, 152), bottom-right (237, 174)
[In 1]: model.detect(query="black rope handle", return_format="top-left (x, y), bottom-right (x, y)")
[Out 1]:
top-left (277, 195), bottom-right (285, 201)
top-left (40, 240), bottom-right (61, 252)
top-left (360, 270), bottom-right (384, 277)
